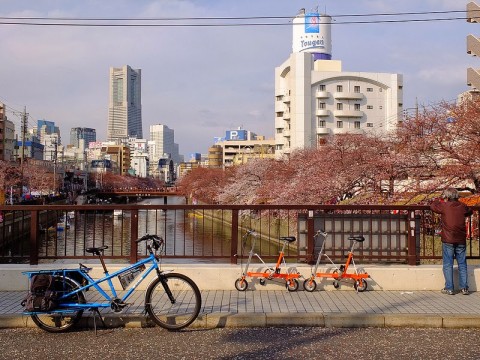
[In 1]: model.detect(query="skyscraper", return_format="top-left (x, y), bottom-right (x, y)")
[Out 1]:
top-left (107, 65), bottom-right (142, 142)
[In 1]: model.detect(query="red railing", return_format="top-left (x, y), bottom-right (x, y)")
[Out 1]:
top-left (0, 204), bottom-right (478, 265)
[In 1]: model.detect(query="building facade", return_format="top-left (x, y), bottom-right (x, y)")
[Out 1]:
top-left (274, 9), bottom-right (403, 157)
top-left (149, 124), bottom-right (182, 175)
top-left (70, 127), bottom-right (96, 151)
top-left (0, 103), bottom-right (16, 161)
top-left (107, 65), bottom-right (142, 141)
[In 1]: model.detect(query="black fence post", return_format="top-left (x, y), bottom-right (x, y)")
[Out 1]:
top-left (30, 210), bottom-right (39, 265)
top-left (231, 209), bottom-right (239, 264)
top-left (407, 210), bottom-right (419, 265)
top-left (130, 209), bottom-right (139, 264)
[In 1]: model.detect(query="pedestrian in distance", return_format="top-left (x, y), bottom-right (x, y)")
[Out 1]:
top-left (430, 188), bottom-right (472, 295)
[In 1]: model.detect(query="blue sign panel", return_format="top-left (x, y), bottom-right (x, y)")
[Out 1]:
top-left (305, 12), bottom-right (319, 33)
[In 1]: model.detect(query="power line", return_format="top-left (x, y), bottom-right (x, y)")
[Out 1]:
top-left (0, 9), bottom-right (467, 21)
top-left (0, 9), bottom-right (469, 27)
top-left (0, 17), bottom-right (468, 27)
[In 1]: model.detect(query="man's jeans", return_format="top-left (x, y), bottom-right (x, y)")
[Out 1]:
top-left (442, 243), bottom-right (468, 291)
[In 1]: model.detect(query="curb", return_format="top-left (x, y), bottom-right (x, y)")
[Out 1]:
top-left (3, 313), bottom-right (480, 330)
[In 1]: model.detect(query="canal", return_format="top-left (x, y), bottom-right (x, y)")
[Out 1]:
top-left (40, 196), bottom-right (235, 263)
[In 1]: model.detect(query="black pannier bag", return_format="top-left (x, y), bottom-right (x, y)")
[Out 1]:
top-left (21, 274), bottom-right (58, 312)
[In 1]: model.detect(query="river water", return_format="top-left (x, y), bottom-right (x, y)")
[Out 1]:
top-left (40, 196), bottom-right (234, 263)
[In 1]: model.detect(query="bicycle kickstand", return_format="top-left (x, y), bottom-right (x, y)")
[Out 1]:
top-left (90, 307), bottom-right (107, 336)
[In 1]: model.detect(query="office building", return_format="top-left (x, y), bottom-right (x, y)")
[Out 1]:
top-left (107, 65), bottom-right (142, 141)
top-left (0, 103), bottom-right (15, 161)
top-left (149, 124), bottom-right (182, 171)
top-left (70, 127), bottom-right (96, 151)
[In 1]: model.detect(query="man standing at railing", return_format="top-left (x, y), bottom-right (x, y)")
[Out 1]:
top-left (430, 188), bottom-right (472, 295)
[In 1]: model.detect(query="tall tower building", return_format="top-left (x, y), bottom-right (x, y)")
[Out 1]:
top-left (107, 65), bottom-right (142, 142)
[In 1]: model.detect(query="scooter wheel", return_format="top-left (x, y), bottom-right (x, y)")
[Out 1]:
top-left (333, 280), bottom-right (340, 289)
top-left (303, 278), bottom-right (317, 292)
top-left (286, 278), bottom-right (299, 292)
top-left (259, 278), bottom-right (266, 286)
top-left (354, 279), bottom-right (368, 292)
top-left (235, 278), bottom-right (248, 291)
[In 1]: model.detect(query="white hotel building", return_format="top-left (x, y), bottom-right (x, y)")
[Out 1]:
top-left (274, 10), bottom-right (403, 156)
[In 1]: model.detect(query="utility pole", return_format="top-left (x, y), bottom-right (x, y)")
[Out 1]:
top-left (20, 107), bottom-right (28, 199)
top-left (20, 107), bottom-right (28, 166)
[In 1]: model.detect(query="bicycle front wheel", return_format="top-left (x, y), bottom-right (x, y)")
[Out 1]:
top-left (145, 273), bottom-right (201, 330)
top-left (31, 276), bottom-right (86, 333)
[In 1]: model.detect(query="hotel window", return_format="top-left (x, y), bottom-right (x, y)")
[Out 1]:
top-left (337, 85), bottom-right (343, 92)
top-left (367, 123), bottom-right (373, 127)
top-left (276, 128), bottom-right (283, 134)
top-left (354, 104), bottom-right (360, 111)
top-left (354, 86), bottom-right (360, 93)
top-left (354, 121), bottom-right (361, 129)
top-left (319, 84), bottom-right (326, 91)
top-left (367, 87), bottom-right (373, 92)
top-left (367, 105), bottom-right (373, 109)
top-left (318, 119), bottom-right (326, 128)
top-left (398, 103), bottom-right (403, 107)
top-left (318, 102), bottom-right (326, 109)
top-left (379, 88), bottom-right (383, 92)
top-left (379, 106), bottom-right (383, 110)
top-left (337, 103), bottom-right (343, 110)
top-left (337, 121), bottom-right (343, 128)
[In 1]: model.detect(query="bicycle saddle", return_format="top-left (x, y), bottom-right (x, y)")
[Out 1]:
top-left (348, 236), bottom-right (365, 242)
top-left (86, 245), bottom-right (109, 255)
top-left (280, 236), bottom-right (296, 243)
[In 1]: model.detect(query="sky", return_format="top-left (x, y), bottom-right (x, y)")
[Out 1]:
top-left (0, 0), bottom-right (476, 157)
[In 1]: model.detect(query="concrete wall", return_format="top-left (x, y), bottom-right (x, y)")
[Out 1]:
top-left (2, 263), bottom-right (480, 292)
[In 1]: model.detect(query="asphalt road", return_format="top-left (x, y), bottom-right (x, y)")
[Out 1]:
top-left (1, 327), bottom-right (479, 360)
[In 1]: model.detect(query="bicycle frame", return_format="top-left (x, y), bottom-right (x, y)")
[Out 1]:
top-left (23, 252), bottom-right (162, 312)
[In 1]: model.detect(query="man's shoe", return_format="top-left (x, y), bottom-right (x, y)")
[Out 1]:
top-left (441, 288), bottom-right (454, 295)
top-left (461, 288), bottom-right (470, 295)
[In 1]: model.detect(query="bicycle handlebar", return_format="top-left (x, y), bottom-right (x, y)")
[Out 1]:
top-left (136, 234), bottom-right (164, 250)
top-left (246, 229), bottom-right (259, 237)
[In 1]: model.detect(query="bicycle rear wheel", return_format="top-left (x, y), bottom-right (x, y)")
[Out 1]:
top-left (31, 276), bottom-right (85, 333)
top-left (145, 273), bottom-right (201, 330)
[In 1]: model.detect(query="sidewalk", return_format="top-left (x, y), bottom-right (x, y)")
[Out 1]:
top-left (2, 289), bottom-right (480, 329)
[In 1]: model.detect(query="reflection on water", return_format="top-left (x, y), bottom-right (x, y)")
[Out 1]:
top-left (40, 196), bottom-right (233, 263)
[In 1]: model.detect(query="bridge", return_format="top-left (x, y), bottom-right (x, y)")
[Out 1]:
top-left (96, 188), bottom-right (181, 197)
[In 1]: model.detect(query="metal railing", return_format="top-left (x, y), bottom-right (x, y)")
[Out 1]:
top-left (0, 204), bottom-right (478, 265)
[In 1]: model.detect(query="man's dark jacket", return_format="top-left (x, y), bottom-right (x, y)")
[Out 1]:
top-left (430, 200), bottom-right (472, 245)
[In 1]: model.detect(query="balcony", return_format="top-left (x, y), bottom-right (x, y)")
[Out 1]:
top-left (316, 127), bottom-right (330, 135)
top-left (315, 91), bottom-right (329, 99)
top-left (282, 95), bottom-right (290, 103)
top-left (316, 109), bottom-right (329, 117)
top-left (283, 111), bottom-right (291, 119)
top-left (333, 92), bottom-right (364, 100)
top-left (334, 110), bottom-right (364, 118)
top-left (275, 101), bottom-right (285, 112)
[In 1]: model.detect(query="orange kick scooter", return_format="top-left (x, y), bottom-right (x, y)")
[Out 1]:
top-left (235, 229), bottom-right (301, 292)
top-left (303, 230), bottom-right (370, 292)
